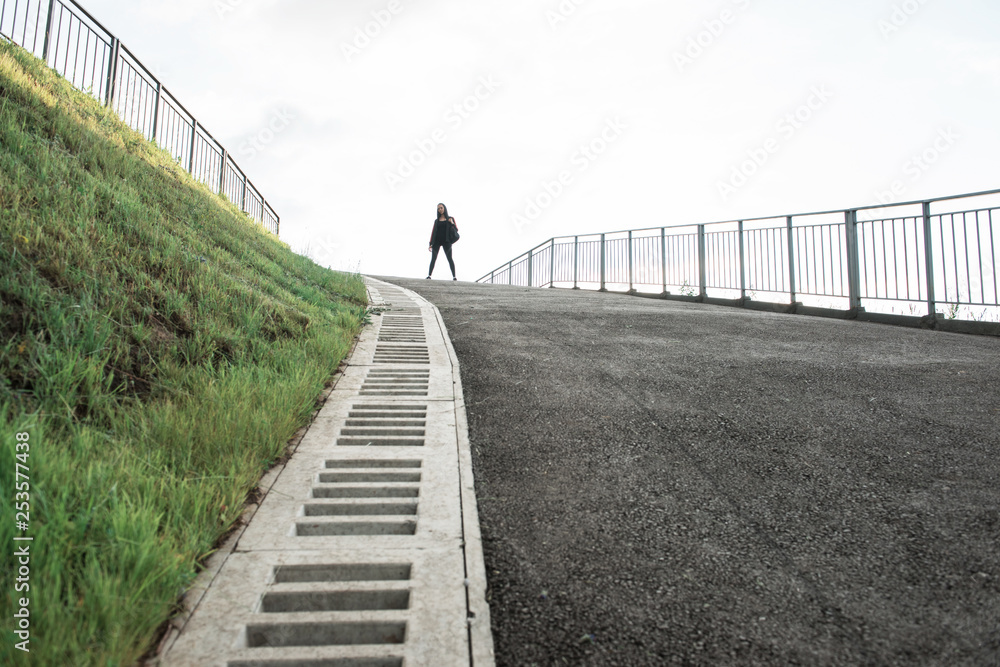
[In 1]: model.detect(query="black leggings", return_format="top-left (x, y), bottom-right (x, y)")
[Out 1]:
top-left (428, 242), bottom-right (455, 277)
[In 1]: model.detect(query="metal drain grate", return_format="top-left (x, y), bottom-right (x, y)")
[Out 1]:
top-left (232, 564), bottom-right (414, 665)
top-left (373, 344), bottom-right (430, 365)
top-left (360, 369), bottom-right (430, 396)
top-left (305, 458), bottom-right (422, 534)
top-left (337, 405), bottom-right (427, 447)
top-left (162, 277), bottom-right (492, 667)
top-left (378, 316), bottom-right (426, 343)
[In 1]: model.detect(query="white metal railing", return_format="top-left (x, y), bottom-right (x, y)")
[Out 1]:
top-left (478, 189), bottom-right (1000, 323)
top-left (1, 0), bottom-right (279, 234)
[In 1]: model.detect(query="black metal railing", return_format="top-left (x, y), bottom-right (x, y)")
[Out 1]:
top-left (1, 0), bottom-right (279, 235)
top-left (479, 189), bottom-right (1000, 323)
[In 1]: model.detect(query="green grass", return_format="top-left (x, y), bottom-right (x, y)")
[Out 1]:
top-left (0, 40), bottom-right (368, 665)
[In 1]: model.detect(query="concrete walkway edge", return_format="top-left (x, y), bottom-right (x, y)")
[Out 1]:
top-left (376, 276), bottom-right (496, 665)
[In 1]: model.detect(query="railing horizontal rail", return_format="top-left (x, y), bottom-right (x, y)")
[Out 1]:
top-left (1, 0), bottom-right (279, 235)
top-left (479, 188), bottom-right (1000, 324)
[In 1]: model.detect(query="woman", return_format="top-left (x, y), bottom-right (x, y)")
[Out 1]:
top-left (427, 202), bottom-right (458, 280)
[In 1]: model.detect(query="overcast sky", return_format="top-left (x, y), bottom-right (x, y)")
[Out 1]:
top-left (82, 0), bottom-right (1000, 280)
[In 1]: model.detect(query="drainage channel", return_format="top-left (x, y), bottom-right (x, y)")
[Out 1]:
top-left (157, 278), bottom-right (494, 667)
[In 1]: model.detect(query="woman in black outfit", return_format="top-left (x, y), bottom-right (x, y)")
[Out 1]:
top-left (427, 202), bottom-right (458, 280)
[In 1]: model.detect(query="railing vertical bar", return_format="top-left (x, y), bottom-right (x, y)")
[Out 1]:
top-left (40, 0), bottom-right (54, 60)
top-left (845, 210), bottom-right (861, 311)
top-left (786, 216), bottom-right (796, 303)
top-left (821, 225), bottom-right (829, 296)
top-left (600, 233), bottom-right (606, 291)
top-left (902, 218), bottom-right (911, 299)
top-left (990, 210), bottom-right (998, 304)
top-left (53, 4), bottom-right (64, 68)
top-left (697, 224), bottom-right (707, 299)
top-left (950, 215), bottom-right (960, 304)
top-left (738, 221), bottom-right (746, 299)
top-left (627, 231), bottom-right (633, 291)
top-left (923, 201), bottom-right (937, 315)
top-left (104, 36), bottom-right (117, 106)
top-left (218, 149), bottom-right (227, 195)
top-left (809, 227), bottom-right (816, 295)
top-left (964, 214), bottom-right (973, 304)
top-left (573, 236), bottom-right (579, 288)
top-left (549, 238), bottom-right (556, 287)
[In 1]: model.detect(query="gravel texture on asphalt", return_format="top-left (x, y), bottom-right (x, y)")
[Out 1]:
top-left (381, 278), bottom-right (1000, 666)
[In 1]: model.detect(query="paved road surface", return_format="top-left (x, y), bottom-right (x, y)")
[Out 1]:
top-left (381, 278), bottom-right (1000, 666)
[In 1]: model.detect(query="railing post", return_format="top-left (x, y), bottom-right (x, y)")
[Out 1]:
top-left (105, 37), bottom-right (120, 108)
top-left (660, 227), bottom-right (667, 294)
top-left (738, 220), bottom-right (746, 301)
top-left (218, 149), bottom-right (227, 195)
top-left (241, 176), bottom-right (248, 212)
top-left (922, 200), bottom-right (937, 318)
top-left (845, 209), bottom-right (862, 313)
top-left (151, 81), bottom-right (162, 143)
top-left (599, 233), bottom-right (606, 291)
top-left (549, 238), bottom-right (555, 287)
top-left (627, 230), bottom-right (634, 292)
top-left (527, 250), bottom-right (533, 287)
top-left (41, 0), bottom-right (57, 62)
top-left (786, 215), bottom-right (797, 305)
top-left (697, 224), bottom-right (707, 300)
top-left (187, 120), bottom-right (198, 173)
top-left (573, 236), bottom-right (579, 289)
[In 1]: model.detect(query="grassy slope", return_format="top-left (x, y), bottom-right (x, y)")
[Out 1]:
top-left (0, 40), bottom-right (367, 664)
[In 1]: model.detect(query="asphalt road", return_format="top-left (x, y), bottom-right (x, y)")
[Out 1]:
top-left (380, 277), bottom-right (1000, 667)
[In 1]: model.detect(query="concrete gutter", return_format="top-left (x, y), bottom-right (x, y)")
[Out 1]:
top-left (154, 277), bottom-right (494, 667)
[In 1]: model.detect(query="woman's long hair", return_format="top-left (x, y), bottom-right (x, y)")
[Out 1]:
top-left (437, 202), bottom-right (449, 220)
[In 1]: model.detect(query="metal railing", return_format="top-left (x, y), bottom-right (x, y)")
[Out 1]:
top-left (1, 0), bottom-right (279, 235)
top-left (478, 189), bottom-right (1000, 323)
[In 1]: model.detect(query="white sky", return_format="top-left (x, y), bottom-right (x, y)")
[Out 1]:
top-left (82, 0), bottom-right (1000, 280)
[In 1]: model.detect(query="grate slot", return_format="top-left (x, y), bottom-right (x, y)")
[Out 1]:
top-left (245, 621), bottom-right (406, 647)
top-left (273, 564), bottom-right (411, 583)
top-left (348, 412), bottom-right (426, 419)
top-left (304, 502), bottom-right (418, 516)
top-left (229, 658), bottom-right (402, 667)
top-left (324, 460), bottom-right (422, 469)
top-left (343, 420), bottom-right (426, 427)
top-left (339, 428), bottom-right (426, 437)
top-left (296, 521), bottom-right (417, 537)
top-left (335, 437), bottom-right (424, 447)
top-left (318, 472), bottom-right (421, 483)
top-left (261, 590), bottom-right (410, 613)
top-left (312, 487), bottom-right (419, 498)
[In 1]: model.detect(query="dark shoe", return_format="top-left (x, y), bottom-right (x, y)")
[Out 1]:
top-left (452, 277), bottom-right (457, 281)
top-left (426, 276), bottom-right (431, 279)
